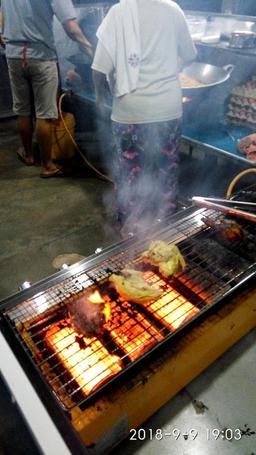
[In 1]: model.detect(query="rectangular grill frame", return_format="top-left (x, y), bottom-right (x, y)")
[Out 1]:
top-left (1, 206), bottom-right (256, 412)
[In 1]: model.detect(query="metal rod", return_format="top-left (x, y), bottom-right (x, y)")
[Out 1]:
top-left (193, 196), bottom-right (256, 210)
top-left (192, 197), bottom-right (256, 223)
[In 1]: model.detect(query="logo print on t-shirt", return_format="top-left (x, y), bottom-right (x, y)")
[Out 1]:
top-left (128, 53), bottom-right (140, 68)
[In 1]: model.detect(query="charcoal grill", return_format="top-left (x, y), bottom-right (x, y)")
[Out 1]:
top-left (0, 204), bottom-right (256, 453)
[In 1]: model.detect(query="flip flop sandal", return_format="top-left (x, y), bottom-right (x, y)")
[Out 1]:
top-left (40, 168), bottom-right (65, 178)
top-left (17, 148), bottom-right (35, 166)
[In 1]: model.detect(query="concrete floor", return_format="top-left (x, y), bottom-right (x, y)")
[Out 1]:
top-left (0, 117), bottom-right (255, 454)
top-left (0, 117), bottom-right (120, 299)
top-left (115, 328), bottom-right (256, 455)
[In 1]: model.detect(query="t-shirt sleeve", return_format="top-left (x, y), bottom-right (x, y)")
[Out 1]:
top-left (174, 6), bottom-right (197, 65)
top-left (91, 41), bottom-right (114, 76)
top-left (51, 0), bottom-right (77, 24)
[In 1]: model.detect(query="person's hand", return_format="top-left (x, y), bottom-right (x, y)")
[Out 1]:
top-left (79, 42), bottom-right (94, 59)
top-left (65, 70), bottom-right (82, 89)
top-left (85, 44), bottom-right (94, 59)
top-left (63, 20), bottom-right (94, 59)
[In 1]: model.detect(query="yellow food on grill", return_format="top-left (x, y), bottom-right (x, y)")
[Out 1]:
top-left (109, 269), bottom-right (162, 304)
top-left (142, 240), bottom-right (186, 277)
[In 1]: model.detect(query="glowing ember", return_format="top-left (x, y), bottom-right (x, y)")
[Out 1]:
top-left (108, 307), bottom-right (164, 361)
top-left (147, 292), bottom-right (198, 329)
top-left (42, 270), bottom-right (198, 404)
top-left (46, 325), bottom-right (122, 395)
top-left (143, 271), bottom-right (199, 329)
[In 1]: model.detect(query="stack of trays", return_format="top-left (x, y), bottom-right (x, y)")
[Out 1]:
top-left (226, 78), bottom-right (256, 128)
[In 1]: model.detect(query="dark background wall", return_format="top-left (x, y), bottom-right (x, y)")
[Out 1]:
top-left (229, 0), bottom-right (256, 15)
top-left (72, 0), bottom-right (256, 16)
top-left (176, 0), bottom-right (222, 12)
top-left (72, 0), bottom-right (222, 10)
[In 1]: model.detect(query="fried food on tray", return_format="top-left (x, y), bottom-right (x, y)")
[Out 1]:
top-left (202, 216), bottom-right (244, 241)
top-left (142, 240), bottom-right (186, 277)
top-left (237, 134), bottom-right (256, 162)
top-left (68, 292), bottom-right (109, 338)
top-left (180, 73), bottom-right (204, 88)
top-left (109, 268), bottom-right (162, 304)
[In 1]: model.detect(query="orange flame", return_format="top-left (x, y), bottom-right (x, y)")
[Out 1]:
top-left (88, 290), bottom-right (104, 304)
top-left (88, 290), bottom-right (111, 322)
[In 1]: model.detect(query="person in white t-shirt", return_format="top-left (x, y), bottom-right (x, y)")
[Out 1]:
top-left (92, 0), bottom-right (196, 232)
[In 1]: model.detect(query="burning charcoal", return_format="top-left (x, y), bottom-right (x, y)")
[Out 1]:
top-left (142, 240), bottom-right (186, 277)
top-left (67, 290), bottom-right (110, 338)
top-left (109, 268), bottom-right (162, 304)
top-left (202, 216), bottom-right (244, 242)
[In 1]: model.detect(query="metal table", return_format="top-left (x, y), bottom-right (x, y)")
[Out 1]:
top-left (69, 90), bottom-right (256, 167)
top-left (182, 123), bottom-right (256, 166)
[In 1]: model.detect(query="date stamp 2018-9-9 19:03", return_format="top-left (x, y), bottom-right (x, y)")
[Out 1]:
top-left (129, 426), bottom-right (255, 442)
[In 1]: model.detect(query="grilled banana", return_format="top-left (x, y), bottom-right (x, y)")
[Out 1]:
top-left (142, 240), bottom-right (186, 277)
top-left (109, 268), bottom-right (162, 304)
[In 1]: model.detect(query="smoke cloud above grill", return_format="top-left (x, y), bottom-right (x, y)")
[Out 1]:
top-left (99, 118), bottom-right (179, 237)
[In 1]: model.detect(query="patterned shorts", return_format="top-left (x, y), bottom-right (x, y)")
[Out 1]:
top-left (112, 119), bottom-right (181, 225)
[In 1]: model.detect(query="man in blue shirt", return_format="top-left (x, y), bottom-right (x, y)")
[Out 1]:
top-left (1, 0), bottom-right (92, 177)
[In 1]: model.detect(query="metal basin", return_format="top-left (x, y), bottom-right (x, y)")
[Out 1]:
top-left (229, 31), bottom-right (256, 49)
top-left (181, 62), bottom-right (234, 97)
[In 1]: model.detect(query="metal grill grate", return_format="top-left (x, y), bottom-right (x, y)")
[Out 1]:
top-left (2, 207), bottom-right (256, 410)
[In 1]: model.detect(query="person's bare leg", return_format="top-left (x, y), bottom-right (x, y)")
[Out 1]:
top-left (17, 116), bottom-right (34, 164)
top-left (36, 118), bottom-right (59, 174)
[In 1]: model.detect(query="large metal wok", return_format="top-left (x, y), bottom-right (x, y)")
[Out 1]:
top-left (181, 62), bottom-right (234, 98)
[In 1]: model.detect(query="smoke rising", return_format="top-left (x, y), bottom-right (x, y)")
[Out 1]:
top-left (99, 119), bottom-right (180, 239)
